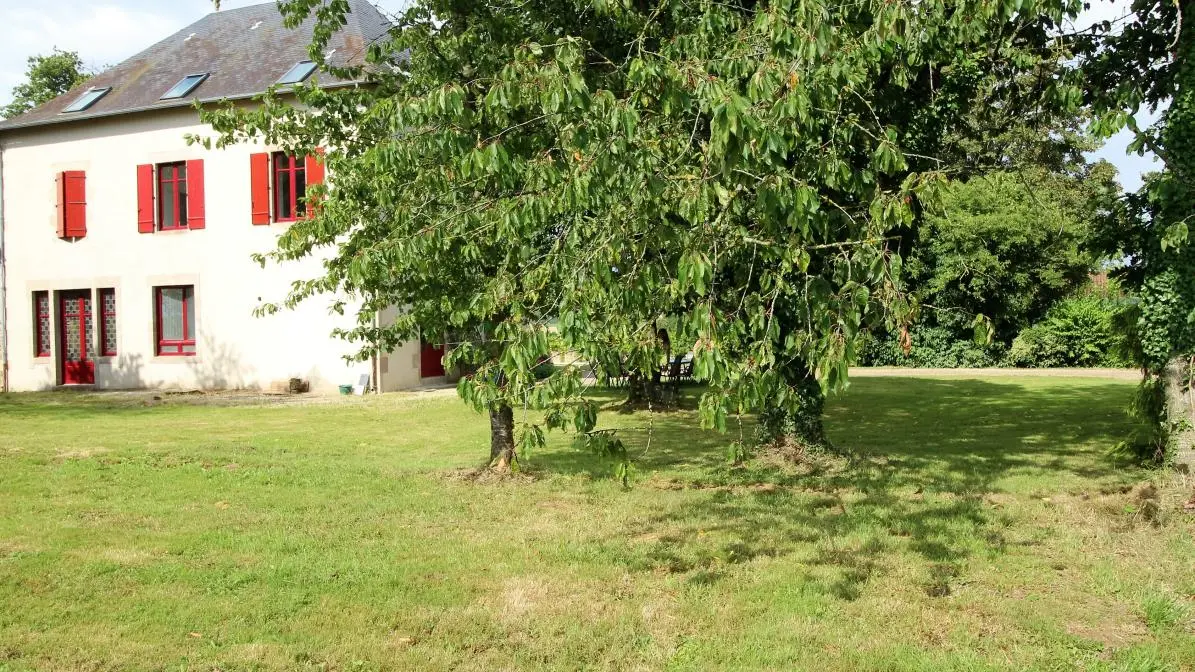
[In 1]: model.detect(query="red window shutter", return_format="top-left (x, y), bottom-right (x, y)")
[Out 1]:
top-left (186, 159), bottom-right (205, 230)
top-left (305, 149), bottom-right (326, 218)
top-left (137, 164), bottom-right (156, 233)
top-left (250, 152), bottom-right (270, 225)
top-left (63, 171), bottom-right (87, 237)
top-left (55, 172), bottom-right (66, 238)
top-left (305, 150), bottom-right (325, 187)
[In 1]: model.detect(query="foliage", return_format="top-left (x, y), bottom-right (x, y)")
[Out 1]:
top-left (861, 326), bottom-right (1005, 368)
top-left (532, 359), bottom-right (557, 380)
top-left (1084, 0), bottom-right (1193, 462)
top-left (938, 99), bottom-right (1097, 179)
top-left (196, 0), bottom-right (1093, 464)
top-left (1, 49), bottom-right (90, 119)
top-left (862, 120), bottom-right (1115, 366)
top-left (756, 367), bottom-right (827, 451)
top-left (1005, 289), bottom-right (1132, 368)
top-left (1118, 373), bottom-right (1171, 461)
top-left (1006, 324), bottom-right (1070, 368)
top-left (904, 165), bottom-right (1115, 343)
top-left (860, 285), bottom-right (1133, 370)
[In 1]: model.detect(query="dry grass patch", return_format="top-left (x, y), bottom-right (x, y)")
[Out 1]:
top-left (53, 446), bottom-right (111, 460)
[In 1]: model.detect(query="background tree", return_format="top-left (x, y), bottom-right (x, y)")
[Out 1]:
top-left (200, 0), bottom-right (1088, 468)
top-left (868, 60), bottom-right (1120, 361)
top-left (1, 49), bottom-right (90, 119)
top-left (904, 160), bottom-right (1117, 344)
top-left (1084, 0), bottom-right (1193, 463)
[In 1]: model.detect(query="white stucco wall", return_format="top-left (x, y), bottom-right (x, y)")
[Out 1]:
top-left (377, 304), bottom-right (425, 392)
top-left (0, 107), bottom-right (421, 393)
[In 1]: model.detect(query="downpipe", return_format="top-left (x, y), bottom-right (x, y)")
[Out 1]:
top-left (0, 141), bottom-right (8, 393)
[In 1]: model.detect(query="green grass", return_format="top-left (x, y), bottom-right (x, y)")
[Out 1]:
top-left (1, 377), bottom-right (1193, 671)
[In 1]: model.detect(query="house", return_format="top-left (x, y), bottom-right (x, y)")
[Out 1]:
top-left (0, 0), bottom-right (445, 393)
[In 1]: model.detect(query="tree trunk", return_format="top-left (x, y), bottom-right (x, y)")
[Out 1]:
top-left (758, 364), bottom-right (830, 453)
top-left (624, 328), bottom-right (674, 408)
top-left (625, 371), bottom-right (669, 408)
top-left (626, 371), bottom-right (645, 405)
top-left (489, 403), bottom-right (516, 470)
top-left (1164, 356), bottom-right (1195, 471)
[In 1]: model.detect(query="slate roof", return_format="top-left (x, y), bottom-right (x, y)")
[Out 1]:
top-left (0, 0), bottom-right (392, 132)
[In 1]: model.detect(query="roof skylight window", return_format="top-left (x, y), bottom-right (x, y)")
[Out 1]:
top-left (278, 61), bottom-right (317, 85)
top-left (62, 87), bottom-right (111, 113)
top-left (160, 73), bottom-right (209, 100)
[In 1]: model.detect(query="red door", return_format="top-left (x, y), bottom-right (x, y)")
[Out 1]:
top-left (420, 336), bottom-right (446, 378)
top-left (60, 290), bottom-right (95, 385)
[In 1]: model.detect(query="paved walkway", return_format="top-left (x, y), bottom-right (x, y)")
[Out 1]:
top-left (850, 367), bottom-right (1140, 381)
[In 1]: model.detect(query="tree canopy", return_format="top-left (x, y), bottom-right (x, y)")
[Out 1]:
top-left (1, 49), bottom-right (90, 120)
top-left (906, 161), bottom-right (1118, 343)
top-left (199, 0), bottom-right (1096, 468)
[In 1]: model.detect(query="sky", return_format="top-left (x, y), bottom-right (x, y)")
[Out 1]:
top-left (0, 0), bottom-right (1163, 190)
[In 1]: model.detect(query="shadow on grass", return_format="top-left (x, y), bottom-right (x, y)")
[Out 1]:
top-left (543, 378), bottom-right (1137, 487)
top-left (0, 389), bottom-right (164, 421)
top-left (541, 377), bottom-right (1140, 598)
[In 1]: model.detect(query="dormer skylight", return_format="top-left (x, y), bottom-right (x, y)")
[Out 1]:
top-left (62, 87), bottom-right (112, 113)
top-left (160, 73), bottom-right (209, 100)
top-left (278, 61), bottom-right (317, 85)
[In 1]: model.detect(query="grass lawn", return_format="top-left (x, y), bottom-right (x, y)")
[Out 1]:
top-left (1, 376), bottom-right (1193, 671)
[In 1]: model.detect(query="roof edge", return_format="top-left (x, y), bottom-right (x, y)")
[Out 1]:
top-left (0, 81), bottom-right (364, 134)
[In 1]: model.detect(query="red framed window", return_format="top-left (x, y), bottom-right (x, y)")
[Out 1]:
top-left (99, 288), bottom-right (117, 356)
top-left (33, 291), bottom-right (51, 357)
top-left (139, 161), bottom-right (204, 232)
top-left (157, 162), bottom-right (189, 230)
top-left (155, 285), bottom-right (196, 356)
top-left (272, 152), bottom-right (307, 221)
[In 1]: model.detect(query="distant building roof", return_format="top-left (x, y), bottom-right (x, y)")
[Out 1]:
top-left (0, 0), bottom-right (391, 132)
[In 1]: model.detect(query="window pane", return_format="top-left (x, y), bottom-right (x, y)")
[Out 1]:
top-left (103, 314), bottom-right (117, 353)
top-left (276, 164), bottom-right (292, 219)
top-left (63, 299), bottom-right (82, 363)
top-left (102, 290), bottom-right (117, 355)
top-left (34, 292), bottom-right (50, 355)
top-left (161, 73), bottom-right (208, 100)
top-left (178, 166), bottom-right (188, 227)
top-left (295, 164), bottom-right (307, 216)
top-left (64, 313), bottom-right (81, 361)
top-left (278, 61), bottom-right (317, 85)
top-left (161, 164), bottom-right (175, 180)
top-left (83, 296), bottom-right (94, 358)
top-left (63, 87), bottom-right (111, 113)
top-left (184, 287), bottom-right (196, 340)
top-left (160, 175), bottom-right (176, 229)
top-left (160, 288), bottom-right (184, 341)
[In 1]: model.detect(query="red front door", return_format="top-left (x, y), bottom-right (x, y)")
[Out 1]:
top-left (60, 290), bottom-right (95, 385)
top-left (420, 337), bottom-right (446, 378)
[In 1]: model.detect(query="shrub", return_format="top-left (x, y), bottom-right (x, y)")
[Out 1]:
top-left (860, 283), bottom-right (1134, 369)
top-left (859, 327), bottom-right (1005, 368)
top-left (1007, 325), bottom-right (1070, 367)
top-left (1005, 291), bottom-right (1133, 368)
top-left (532, 360), bottom-right (557, 380)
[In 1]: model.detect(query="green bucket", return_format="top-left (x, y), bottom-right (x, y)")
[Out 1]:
top-left (338, 384), bottom-right (353, 395)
